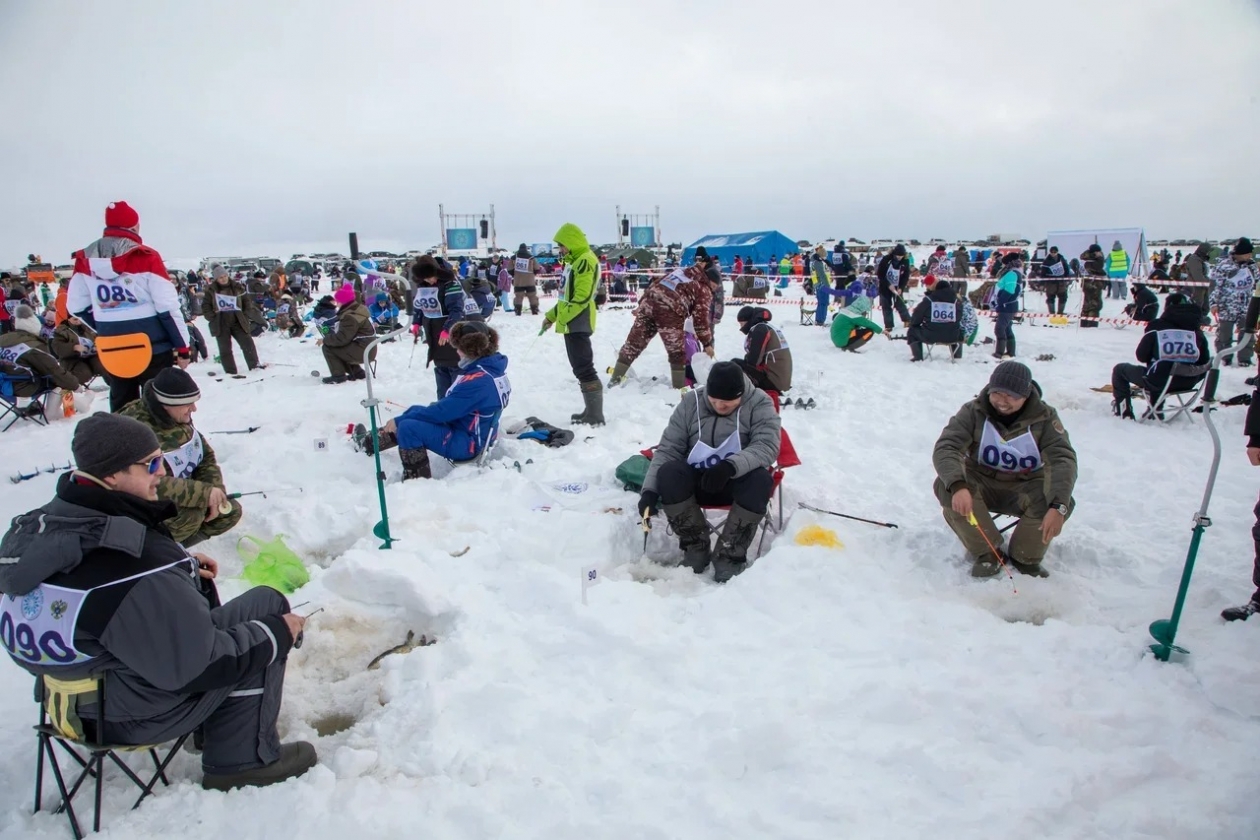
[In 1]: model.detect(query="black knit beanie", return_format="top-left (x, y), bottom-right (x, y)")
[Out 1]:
top-left (706, 361), bottom-right (745, 400)
top-left (72, 414), bottom-right (160, 479)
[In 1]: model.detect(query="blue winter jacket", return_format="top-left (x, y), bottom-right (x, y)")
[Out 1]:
top-left (995, 269), bottom-right (1024, 314)
top-left (396, 352), bottom-right (510, 460)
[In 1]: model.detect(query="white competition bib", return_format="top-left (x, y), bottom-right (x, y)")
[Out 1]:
top-left (753, 278), bottom-right (768, 289)
top-left (162, 431), bottom-right (205, 480)
top-left (463, 296), bottom-right (481, 315)
top-left (78, 334), bottom-right (96, 355)
top-left (0, 584), bottom-right (92, 667)
top-left (686, 402), bottom-right (743, 469)
top-left (277, 303), bottom-right (290, 315)
top-left (1047, 260), bottom-right (1065, 277)
top-left (414, 287), bottom-right (442, 318)
top-left (494, 374), bottom-right (512, 408)
top-left (885, 266), bottom-right (900, 286)
top-left (214, 293), bottom-right (239, 312)
top-left (514, 258), bottom-right (531, 273)
top-left (0, 342), bottom-right (32, 365)
top-left (977, 420), bottom-right (1042, 474)
top-left (1156, 329), bottom-right (1198, 363)
top-left (88, 274), bottom-right (149, 313)
top-left (4, 300), bottom-right (21, 315)
top-left (661, 268), bottom-right (689, 291)
top-left (930, 301), bottom-right (957, 323)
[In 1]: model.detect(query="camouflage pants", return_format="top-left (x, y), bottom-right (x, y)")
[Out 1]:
top-left (617, 299), bottom-right (688, 366)
top-left (1081, 279), bottom-right (1106, 319)
top-left (933, 474), bottom-right (1074, 566)
top-left (166, 498), bottom-right (243, 547)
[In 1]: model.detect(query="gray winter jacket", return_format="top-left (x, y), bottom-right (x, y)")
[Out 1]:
top-left (642, 375), bottom-right (781, 494)
top-left (0, 474), bottom-right (292, 725)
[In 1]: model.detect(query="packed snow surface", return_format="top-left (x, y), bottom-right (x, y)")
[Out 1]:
top-left (1, 287), bottom-right (1258, 839)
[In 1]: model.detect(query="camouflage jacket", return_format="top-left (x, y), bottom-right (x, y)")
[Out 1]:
top-left (118, 389), bottom-right (225, 510)
top-left (1208, 257), bottom-right (1259, 322)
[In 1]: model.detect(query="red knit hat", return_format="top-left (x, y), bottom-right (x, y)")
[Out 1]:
top-left (924, 274), bottom-right (938, 287)
top-left (104, 201), bottom-right (139, 229)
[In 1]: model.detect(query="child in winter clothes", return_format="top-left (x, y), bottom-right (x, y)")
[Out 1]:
top-left (364, 322), bottom-right (510, 480)
top-left (367, 290), bottom-right (400, 333)
top-left (829, 297), bottom-right (884, 351)
top-left (992, 253), bottom-right (1024, 359)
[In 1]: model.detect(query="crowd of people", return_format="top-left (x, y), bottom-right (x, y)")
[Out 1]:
top-left (1, 202), bottom-right (1259, 800)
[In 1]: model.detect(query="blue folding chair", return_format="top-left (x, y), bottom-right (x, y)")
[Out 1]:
top-left (1, 370), bottom-right (54, 432)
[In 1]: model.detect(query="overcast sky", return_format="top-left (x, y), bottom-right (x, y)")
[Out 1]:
top-left (2, 0), bottom-right (1258, 266)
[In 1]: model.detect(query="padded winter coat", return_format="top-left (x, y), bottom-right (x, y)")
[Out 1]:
top-left (641, 374), bottom-right (781, 494)
top-left (1208, 257), bottom-right (1259, 322)
top-left (546, 224), bottom-right (598, 335)
top-left (1133, 301), bottom-right (1211, 396)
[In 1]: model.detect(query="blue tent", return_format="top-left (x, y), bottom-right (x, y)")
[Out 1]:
top-left (682, 231), bottom-right (799, 270)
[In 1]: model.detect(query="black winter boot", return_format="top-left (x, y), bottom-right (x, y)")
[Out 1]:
top-left (663, 499), bottom-right (711, 573)
top-left (1006, 338), bottom-right (1016, 358)
top-left (991, 340), bottom-right (1006, 359)
top-left (909, 341), bottom-right (924, 362)
top-left (399, 447), bottom-right (432, 480)
top-left (322, 374), bottom-right (347, 384)
top-left (1222, 598), bottom-right (1260, 621)
top-left (571, 381), bottom-right (605, 425)
top-left (202, 742), bottom-right (318, 791)
top-left (712, 504), bottom-right (763, 583)
top-left (1112, 398), bottom-right (1135, 420)
top-left (354, 424), bottom-right (398, 455)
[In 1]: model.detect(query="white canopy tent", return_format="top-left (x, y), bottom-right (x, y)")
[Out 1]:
top-left (1046, 228), bottom-right (1148, 277)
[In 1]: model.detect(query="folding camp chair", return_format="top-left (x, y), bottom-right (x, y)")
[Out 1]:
top-left (923, 341), bottom-right (963, 362)
top-left (438, 411), bottom-right (502, 471)
top-left (33, 675), bottom-right (189, 839)
top-left (698, 466), bottom-right (787, 560)
top-left (1, 370), bottom-right (54, 432)
top-left (1139, 363), bottom-right (1211, 425)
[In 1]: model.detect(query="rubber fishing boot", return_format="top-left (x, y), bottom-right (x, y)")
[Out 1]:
top-left (1005, 338), bottom-right (1017, 359)
top-left (991, 339), bottom-right (1006, 360)
top-left (712, 504), bottom-right (763, 583)
top-left (663, 499), bottom-right (711, 573)
top-left (670, 365), bottom-right (688, 390)
top-left (607, 360), bottom-right (631, 388)
top-left (399, 447), bottom-right (432, 480)
top-left (571, 381), bottom-right (605, 426)
top-left (202, 741), bottom-right (318, 792)
top-left (354, 424), bottom-right (398, 455)
top-left (971, 552), bottom-right (1004, 578)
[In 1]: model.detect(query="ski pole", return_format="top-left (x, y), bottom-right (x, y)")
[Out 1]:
top-left (798, 503), bottom-right (898, 529)
top-left (967, 512), bottom-right (1017, 594)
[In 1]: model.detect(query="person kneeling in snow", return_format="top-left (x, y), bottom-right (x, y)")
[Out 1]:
top-left (0, 414), bottom-right (315, 791)
top-left (828, 296), bottom-right (884, 351)
top-left (1109, 293), bottom-right (1210, 419)
top-left (363, 321), bottom-right (510, 480)
top-left (636, 361), bottom-right (781, 583)
top-left (932, 362), bottom-right (1078, 578)
top-left (118, 368), bottom-right (243, 547)
top-left (733, 306), bottom-right (792, 394)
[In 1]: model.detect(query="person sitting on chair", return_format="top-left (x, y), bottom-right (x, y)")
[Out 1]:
top-left (50, 314), bottom-right (109, 388)
top-left (0, 413), bottom-right (316, 791)
top-left (908, 278), bottom-right (964, 361)
top-left (118, 368), bottom-right (244, 546)
top-left (636, 361), bottom-right (781, 583)
top-left (0, 304), bottom-right (84, 400)
top-left (363, 321), bottom-right (510, 480)
top-left (932, 361), bottom-right (1078, 578)
top-left (1110, 293), bottom-right (1211, 420)
top-left (733, 306), bottom-right (792, 394)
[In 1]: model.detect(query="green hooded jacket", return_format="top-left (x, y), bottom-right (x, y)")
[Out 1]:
top-left (829, 297), bottom-right (884, 348)
top-left (546, 223), bottom-right (598, 335)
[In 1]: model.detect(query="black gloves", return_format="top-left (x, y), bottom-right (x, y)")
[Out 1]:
top-left (699, 460), bottom-right (736, 493)
top-left (638, 490), bottom-right (660, 517)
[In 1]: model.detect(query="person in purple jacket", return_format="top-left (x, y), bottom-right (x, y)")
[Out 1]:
top-left (360, 321), bottom-right (510, 479)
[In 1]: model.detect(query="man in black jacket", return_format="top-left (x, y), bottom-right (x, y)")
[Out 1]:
top-left (876, 244), bottom-right (911, 331)
top-left (1109, 294), bottom-right (1210, 419)
top-left (907, 279), bottom-right (964, 361)
top-left (1038, 246), bottom-right (1071, 315)
top-left (0, 414), bottom-right (316, 791)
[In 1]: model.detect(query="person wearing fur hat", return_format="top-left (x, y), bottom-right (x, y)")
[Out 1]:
top-left (1209, 238), bottom-right (1258, 367)
top-left (203, 266), bottom-right (263, 375)
top-left (511, 244), bottom-right (543, 316)
top-left (734, 306), bottom-right (792, 393)
top-left (50, 312), bottom-right (110, 387)
top-left (932, 362), bottom-right (1078, 578)
top-left (409, 254), bottom-right (475, 398)
top-left (0, 304), bottom-right (83, 397)
top-left (118, 368), bottom-right (243, 546)
top-left (361, 322), bottom-right (510, 480)
top-left (0, 412), bottom-right (316, 792)
top-left (318, 282), bottom-right (377, 384)
top-left (636, 361), bottom-right (781, 583)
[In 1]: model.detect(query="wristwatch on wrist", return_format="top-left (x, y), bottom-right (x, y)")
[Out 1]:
top-left (1050, 503), bottom-right (1068, 516)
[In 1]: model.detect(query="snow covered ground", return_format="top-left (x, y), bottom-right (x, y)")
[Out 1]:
top-left (1, 286), bottom-right (1259, 839)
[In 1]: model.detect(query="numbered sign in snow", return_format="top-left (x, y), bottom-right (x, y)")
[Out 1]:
top-left (313, 438), bottom-right (329, 452)
top-left (581, 564), bottom-right (601, 605)
top-left (552, 482), bottom-right (588, 495)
